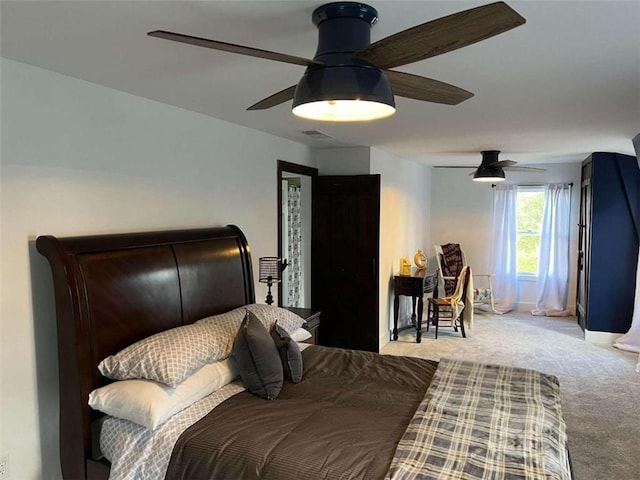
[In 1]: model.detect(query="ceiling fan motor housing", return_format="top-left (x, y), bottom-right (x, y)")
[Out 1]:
top-left (292, 2), bottom-right (395, 113)
top-left (312, 2), bottom-right (377, 57)
top-left (481, 150), bottom-right (501, 166)
top-left (474, 150), bottom-right (505, 180)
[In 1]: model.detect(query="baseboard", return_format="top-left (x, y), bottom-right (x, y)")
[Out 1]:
top-left (584, 330), bottom-right (624, 345)
top-left (514, 303), bottom-right (577, 315)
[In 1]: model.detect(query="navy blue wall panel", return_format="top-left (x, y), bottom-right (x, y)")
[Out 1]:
top-left (586, 152), bottom-right (639, 333)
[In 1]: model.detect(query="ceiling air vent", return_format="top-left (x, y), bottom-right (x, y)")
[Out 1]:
top-left (301, 130), bottom-right (333, 140)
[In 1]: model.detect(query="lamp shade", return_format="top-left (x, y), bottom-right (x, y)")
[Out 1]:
top-left (258, 257), bottom-right (282, 283)
top-left (473, 166), bottom-right (506, 182)
top-left (292, 65), bottom-right (396, 122)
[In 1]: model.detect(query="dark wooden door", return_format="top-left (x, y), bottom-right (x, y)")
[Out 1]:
top-left (576, 161), bottom-right (592, 331)
top-left (311, 175), bottom-right (380, 352)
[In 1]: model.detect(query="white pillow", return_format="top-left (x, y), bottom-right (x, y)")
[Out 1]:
top-left (243, 304), bottom-right (306, 334)
top-left (89, 359), bottom-right (236, 430)
top-left (99, 306), bottom-right (246, 387)
top-left (290, 327), bottom-right (312, 342)
top-left (98, 305), bottom-right (305, 387)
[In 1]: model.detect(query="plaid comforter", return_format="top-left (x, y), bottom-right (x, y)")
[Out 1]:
top-left (387, 359), bottom-right (571, 480)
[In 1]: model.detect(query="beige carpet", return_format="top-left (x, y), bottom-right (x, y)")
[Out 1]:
top-left (381, 312), bottom-right (640, 480)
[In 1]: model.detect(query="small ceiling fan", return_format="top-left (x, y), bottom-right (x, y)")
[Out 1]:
top-left (435, 150), bottom-right (546, 182)
top-left (470, 150), bottom-right (546, 182)
top-left (148, 1), bottom-right (525, 121)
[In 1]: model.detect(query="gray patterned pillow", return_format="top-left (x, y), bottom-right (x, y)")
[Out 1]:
top-left (99, 307), bottom-right (246, 387)
top-left (244, 304), bottom-right (306, 334)
top-left (232, 311), bottom-right (283, 400)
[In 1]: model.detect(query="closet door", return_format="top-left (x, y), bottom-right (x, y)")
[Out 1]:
top-left (582, 152), bottom-right (639, 334)
top-left (312, 175), bottom-right (380, 352)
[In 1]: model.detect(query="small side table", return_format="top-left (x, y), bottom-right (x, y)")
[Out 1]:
top-left (393, 269), bottom-right (438, 343)
top-left (282, 307), bottom-right (321, 345)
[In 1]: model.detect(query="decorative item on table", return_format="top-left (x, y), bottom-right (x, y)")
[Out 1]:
top-left (259, 257), bottom-right (287, 305)
top-left (399, 257), bottom-right (412, 276)
top-left (413, 250), bottom-right (427, 269)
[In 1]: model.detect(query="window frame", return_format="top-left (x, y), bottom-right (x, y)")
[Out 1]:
top-left (515, 186), bottom-right (545, 278)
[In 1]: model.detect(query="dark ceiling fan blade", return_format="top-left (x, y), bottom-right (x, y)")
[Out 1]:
top-left (148, 30), bottom-right (321, 67)
top-left (467, 166), bottom-right (546, 174)
top-left (247, 85), bottom-right (297, 111)
top-left (490, 159), bottom-right (518, 167)
top-left (385, 70), bottom-right (473, 105)
top-left (356, 2), bottom-right (525, 69)
top-left (503, 166), bottom-right (547, 173)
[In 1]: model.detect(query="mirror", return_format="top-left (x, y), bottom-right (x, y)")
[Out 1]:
top-left (277, 160), bottom-right (318, 308)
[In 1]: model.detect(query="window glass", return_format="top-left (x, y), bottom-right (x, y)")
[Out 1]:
top-left (516, 188), bottom-right (544, 274)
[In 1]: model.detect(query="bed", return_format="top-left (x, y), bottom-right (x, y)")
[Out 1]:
top-left (37, 225), bottom-right (572, 480)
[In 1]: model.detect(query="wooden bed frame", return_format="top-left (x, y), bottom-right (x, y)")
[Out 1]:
top-left (36, 225), bottom-right (255, 480)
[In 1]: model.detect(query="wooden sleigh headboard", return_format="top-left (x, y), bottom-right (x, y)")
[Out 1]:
top-left (36, 225), bottom-right (255, 479)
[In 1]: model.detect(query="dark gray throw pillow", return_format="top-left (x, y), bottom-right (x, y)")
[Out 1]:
top-left (231, 311), bottom-right (283, 400)
top-left (270, 323), bottom-right (303, 383)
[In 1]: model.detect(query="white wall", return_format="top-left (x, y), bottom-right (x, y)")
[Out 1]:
top-left (431, 163), bottom-right (581, 312)
top-left (0, 58), bottom-right (314, 479)
top-left (370, 149), bottom-right (431, 348)
top-left (431, 168), bottom-right (495, 275)
top-left (316, 146), bottom-right (371, 174)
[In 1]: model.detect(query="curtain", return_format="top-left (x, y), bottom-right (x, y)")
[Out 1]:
top-left (532, 183), bottom-right (572, 316)
top-left (614, 245), bottom-right (640, 354)
top-left (491, 184), bottom-right (518, 314)
top-left (287, 184), bottom-right (303, 307)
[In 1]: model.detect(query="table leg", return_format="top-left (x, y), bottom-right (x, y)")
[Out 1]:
top-left (393, 294), bottom-right (399, 341)
top-left (426, 300), bottom-right (431, 332)
top-left (411, 296), bottom-right (417, 325)
top-left (416, 295), bottom-right (424, 343)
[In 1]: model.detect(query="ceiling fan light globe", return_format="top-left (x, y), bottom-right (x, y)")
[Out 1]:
top-left (473, 175), bottom-right (505, 183)
top-left (293, 99), bottom-right (395, 122)
top-left (292, 65), bottom-right (395, 122)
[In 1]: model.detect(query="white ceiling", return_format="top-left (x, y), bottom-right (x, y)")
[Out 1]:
top-left (1, 1), bottom-right (638, 166)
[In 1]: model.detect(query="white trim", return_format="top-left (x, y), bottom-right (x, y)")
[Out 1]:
top-left (515, 302), bottom-right (576, 314)
top-left (380, 333), bottom-right (389, 351)
top-left (516, 301), bottom-right (536, 313)
top-left (517, 273), bottom-right (537, 282)
top-left (585, 330), bottom-right (624, 345)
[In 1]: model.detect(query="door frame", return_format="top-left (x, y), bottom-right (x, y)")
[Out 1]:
top-left (277, 160), bottom-right (319, 306)
top-left (576, 159), bottom-right (592, 330)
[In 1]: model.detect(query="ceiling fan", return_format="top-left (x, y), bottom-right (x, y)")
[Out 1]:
top-left (435, 150), bottom-right (546, 182)
top-left (148, 1), bottom-right (525, 122)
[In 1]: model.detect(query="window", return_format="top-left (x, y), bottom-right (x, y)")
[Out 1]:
top-left (516, 187), bottom-right (545, 274)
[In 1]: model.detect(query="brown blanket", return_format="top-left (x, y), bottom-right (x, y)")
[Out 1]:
top-left (441, 243), bottom-right (464, 295)
top-left (165, 346), bottom-right (438, 480)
